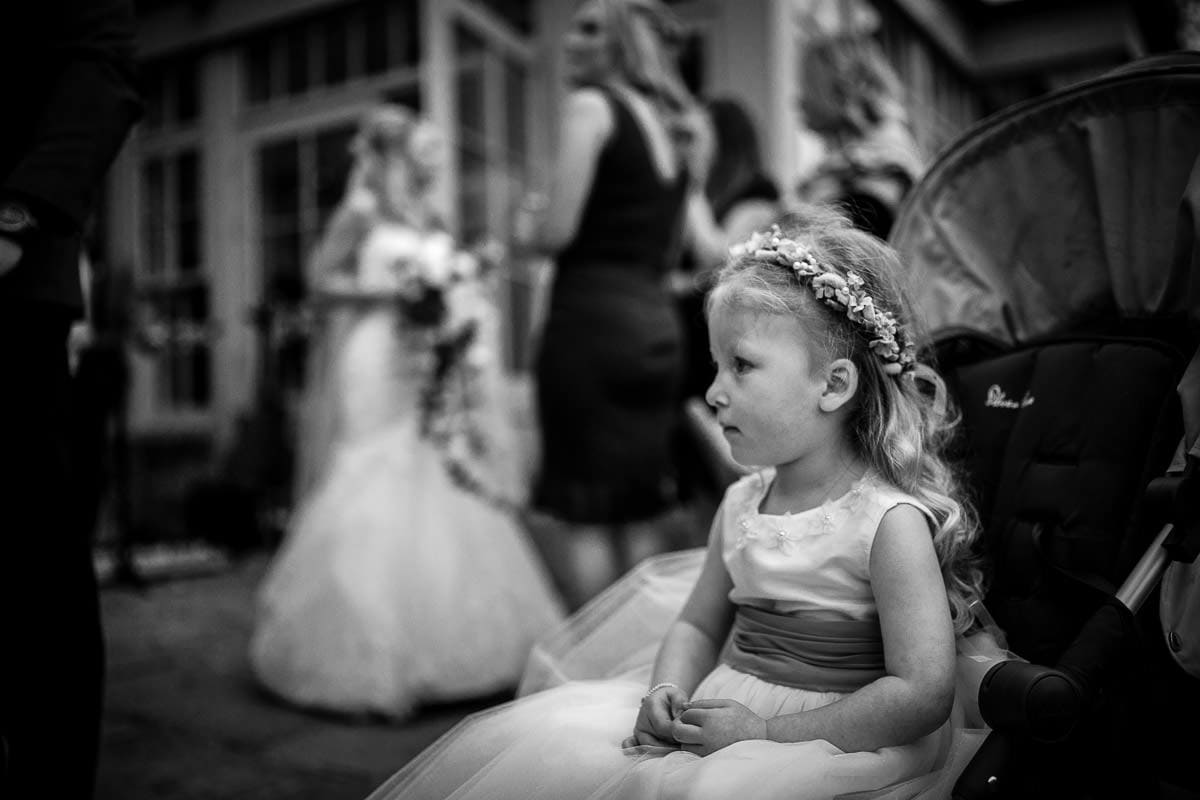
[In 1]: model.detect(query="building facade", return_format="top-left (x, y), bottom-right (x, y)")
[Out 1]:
top-left (108, 0), bottom-right (1171, 536)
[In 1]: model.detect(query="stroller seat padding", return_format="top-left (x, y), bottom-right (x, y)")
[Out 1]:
top-left (944, 337), bottom-right (1183, 664)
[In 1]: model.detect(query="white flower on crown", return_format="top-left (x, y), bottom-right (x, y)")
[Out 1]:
top-left (730, 225), bottom-right (917, 375)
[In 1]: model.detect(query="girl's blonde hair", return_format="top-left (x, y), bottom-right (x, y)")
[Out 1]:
top-left (708, 204), bottom-right (986, 634)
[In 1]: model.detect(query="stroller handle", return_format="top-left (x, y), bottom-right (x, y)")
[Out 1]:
top-left (1114, 522), bottom-right (1175, 612)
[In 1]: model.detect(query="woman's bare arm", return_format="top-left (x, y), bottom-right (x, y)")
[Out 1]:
top-left (527, 88), bottom-right (613, 255)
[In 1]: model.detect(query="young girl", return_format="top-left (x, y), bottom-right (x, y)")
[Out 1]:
top-left (365, 206), bottom-right (1005, 799)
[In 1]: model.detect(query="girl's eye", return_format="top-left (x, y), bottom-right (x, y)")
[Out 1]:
top-left (733, 357), bottom-right (753, 374)
top-left (578, 20), bottom-right (599, 36)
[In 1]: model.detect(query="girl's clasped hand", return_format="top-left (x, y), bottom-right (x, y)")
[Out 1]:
top-left (626, 686), bottom-right (767, 756)
top-left (625, 683), bottom-right (687, 748)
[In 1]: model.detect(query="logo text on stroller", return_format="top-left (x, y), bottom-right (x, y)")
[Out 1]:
top-left (985, 385), bottom-right (1035, 409)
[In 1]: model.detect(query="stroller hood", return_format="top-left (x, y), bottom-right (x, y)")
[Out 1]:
top-left (891, 52), bottom-right (1200, 457)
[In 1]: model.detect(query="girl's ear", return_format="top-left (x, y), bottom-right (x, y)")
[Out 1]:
top-left (819, 358), bottom-right (858, 412)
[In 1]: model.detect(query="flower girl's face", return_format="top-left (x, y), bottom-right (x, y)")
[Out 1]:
top-left (705, 304), bottom-right (833, 469)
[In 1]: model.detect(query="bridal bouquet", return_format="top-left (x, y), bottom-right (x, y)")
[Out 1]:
top-left (407, 237), bottom-right (516, 514)
top-left (395, 231), bottom-right (485, 329)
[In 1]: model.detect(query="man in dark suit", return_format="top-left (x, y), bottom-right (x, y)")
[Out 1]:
top-left (0, 2), bottom-right (142, 797)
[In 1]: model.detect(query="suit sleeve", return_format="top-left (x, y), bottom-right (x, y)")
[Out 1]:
top-left (2, 0), bottom-right (143, 232)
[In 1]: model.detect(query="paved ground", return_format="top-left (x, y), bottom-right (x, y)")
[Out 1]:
top-left (93, 496), bottom-right (707, 800)
top-left (96, 551), bottom-right (505, 800)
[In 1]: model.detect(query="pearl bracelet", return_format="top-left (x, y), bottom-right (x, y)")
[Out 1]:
top-left (641, 682), bottom-right (679, 701)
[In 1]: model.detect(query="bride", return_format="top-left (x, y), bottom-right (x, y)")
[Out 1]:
top-left (250, 104), bottom-right (565, 719)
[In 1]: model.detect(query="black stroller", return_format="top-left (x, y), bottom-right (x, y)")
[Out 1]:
top-left (888, 51), bottom-right (1200, 799)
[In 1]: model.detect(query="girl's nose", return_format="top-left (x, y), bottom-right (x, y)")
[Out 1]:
top-left (705, 377), bottom-right (727, 408)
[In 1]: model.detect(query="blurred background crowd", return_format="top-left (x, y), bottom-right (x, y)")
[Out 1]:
top-left (91, 0), bottom-right (1198, 587)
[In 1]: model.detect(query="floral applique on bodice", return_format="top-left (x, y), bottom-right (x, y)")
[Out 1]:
top-left (719, 469), bottom-right (933, 621)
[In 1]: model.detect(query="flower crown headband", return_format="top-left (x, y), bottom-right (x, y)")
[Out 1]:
top-left (730, 225), bottom-right (917, 376)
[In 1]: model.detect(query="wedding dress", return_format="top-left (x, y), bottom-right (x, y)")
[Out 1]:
top-left (250, 221), bottom-right (565, 718)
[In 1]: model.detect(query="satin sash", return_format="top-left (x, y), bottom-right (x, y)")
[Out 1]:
top-left (724, 605), bottom-right (887, 692)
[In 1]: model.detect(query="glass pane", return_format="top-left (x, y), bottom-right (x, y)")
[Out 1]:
top-left (245, 36), bottom-right (272, 105)
top-left (190, 345), bottom-right (211, 406)
top-left (315, 124), bottom-right (357, 228)
top-left (364, 1), bottom-right (389, 74)
top-left (505, 58), bottom-right (527, 167)
top-left (458, 143), bottom-right (488, 245)
top-left (141, 70), bottom-right (165, 130)
top-left (286, 23), bottom-right (310, 95)
top-left (390, 0), bottom-right (422, 68)
top-left (176, 151), bottom-right (200, 272)
top-left (345, 6), bottom-right (366, 78)
top-left (259, 139), bottom-right (300, 220)
top-left (475, 0), bottom-right (534, 35)
top-left (259, 139), bottom-right (303, 298)
top-left (173, 58), bottom-right (199, 124)
top-left (323, 14), bottom-right (348, 85)
top-left (265, 231), bottom-right (304, 300)
top-left (163, 342), bottom-right (182, 406)
top-left (142, 159), bottom-right (165, 274)
top-left (197, 284), bottom-right (210, 323)
top-left (456, 31), bottom-right (485, 140)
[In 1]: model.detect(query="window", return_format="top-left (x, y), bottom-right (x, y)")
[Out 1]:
top-left (140, 53), bottom-right (202, 132)
top-left (140, 150), bottom-right (211, 410)
top-left (453, 18), bottom-right (534, 368)
top-left (243, 0), bottom-right (421, 106)
top-left (257, 123), bottom-right (359, 392)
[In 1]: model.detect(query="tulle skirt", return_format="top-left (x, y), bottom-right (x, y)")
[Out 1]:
top-left (250, 419), bottom-right (565, 718)
top-left (366, 549), bottom-right (1009, 799)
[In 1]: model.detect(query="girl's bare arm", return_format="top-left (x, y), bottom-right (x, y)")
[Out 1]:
top-left (763, 504), bottom-right (956, 751)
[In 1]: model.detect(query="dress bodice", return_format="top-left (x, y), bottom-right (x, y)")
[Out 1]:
top-left (719, 469), bottom-right (933, 620)
top-left (332, 221), bottom-right (464, 440)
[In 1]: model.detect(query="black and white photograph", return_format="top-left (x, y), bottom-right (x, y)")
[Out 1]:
top-left (1, 0), bottom-right (1199, 798)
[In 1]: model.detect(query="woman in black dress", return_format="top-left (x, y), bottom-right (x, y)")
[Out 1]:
top-left (518, 0), bottom-right (701, 608)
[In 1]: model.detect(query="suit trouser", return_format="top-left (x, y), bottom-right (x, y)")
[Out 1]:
top-left (0, 302), bottom-right (104, 800)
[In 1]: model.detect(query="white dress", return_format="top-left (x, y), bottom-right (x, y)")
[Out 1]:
top-left (365, 470), bottom-right (1009, 799)
top-left (250, 222), bottom-right (565, 718)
